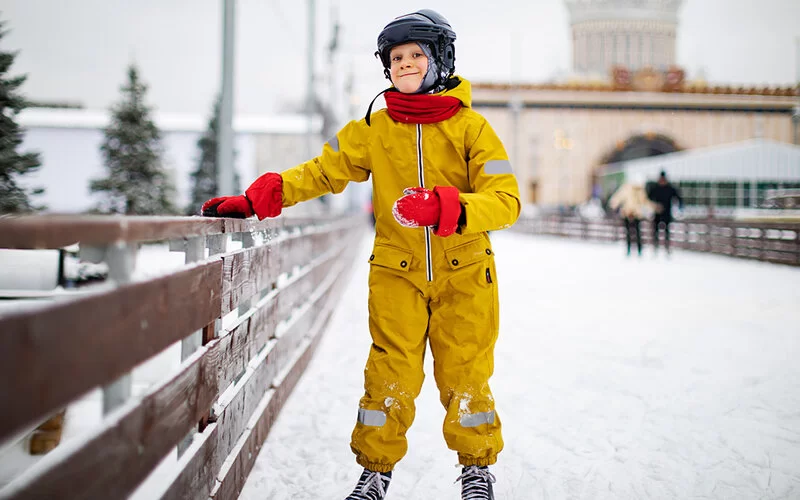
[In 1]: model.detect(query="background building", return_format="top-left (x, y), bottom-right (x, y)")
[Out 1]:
top-left (471, 0), bottom-right (799, 207)
top-left (16, 108), bottom-right (362, 214)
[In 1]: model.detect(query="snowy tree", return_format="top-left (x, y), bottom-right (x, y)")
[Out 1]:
top-left (186, 96), bottom-right (240, 215)
top-left (91, 64), bottom-right (177, 215)
top-left (0, 19), bottom-right (43, 214)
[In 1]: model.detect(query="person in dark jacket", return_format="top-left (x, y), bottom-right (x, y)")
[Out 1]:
top-left (648, 170), bottom-right (683, 253)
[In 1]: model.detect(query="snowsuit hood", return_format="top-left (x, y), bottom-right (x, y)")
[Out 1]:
top-left (439, 75), bottom-right (472, 107)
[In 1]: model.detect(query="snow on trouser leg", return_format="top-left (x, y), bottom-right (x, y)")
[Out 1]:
top-left (350, 265), bottom-right (429, 472)
top-left (443, 385), bottom-right (503, 466)
top-left (429, 257), bottom-right (504, 466)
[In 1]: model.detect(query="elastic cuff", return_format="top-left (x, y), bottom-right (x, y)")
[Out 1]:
top-left (356, 457), bottom-right (395, 473)
top-left (432, 186), bottom-right (460, 237)
top-left (458, 454), bottom-right (497, 467)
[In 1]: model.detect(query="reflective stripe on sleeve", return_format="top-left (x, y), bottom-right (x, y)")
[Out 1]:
top-left (357, 408), bottom-right (387, 427)
top-left (460, 410), bottom-right (495, 428)
top-left (327, 135), bottom-right (340, 152)
top-left (484, 160), bottom-right (513, 175)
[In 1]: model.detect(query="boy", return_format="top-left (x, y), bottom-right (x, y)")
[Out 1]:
top-left (202, 9), bottom-right (520, 500)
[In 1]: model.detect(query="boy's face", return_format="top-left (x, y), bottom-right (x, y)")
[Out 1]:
top-left (389, 42), bottom-right (429, 94)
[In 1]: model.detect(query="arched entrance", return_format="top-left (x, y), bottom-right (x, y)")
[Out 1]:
top-left (592, 133), bottom-right (682, 201)
top-left (600, 133), bottom-right (681, 164)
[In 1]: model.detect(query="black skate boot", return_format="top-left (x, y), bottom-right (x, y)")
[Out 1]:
top-left (456, 465), bottom-right (495, 500)
top-left (345, 468), bottom-right (392, 500)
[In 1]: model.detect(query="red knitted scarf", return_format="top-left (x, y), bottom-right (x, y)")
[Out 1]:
top-left (384, 91), bottom-right (462, 124)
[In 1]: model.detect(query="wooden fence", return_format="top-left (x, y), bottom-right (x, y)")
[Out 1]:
top-left (512, 215), bottom-right (800, 267)
top-left (0, 213), bottom-right (366, 499)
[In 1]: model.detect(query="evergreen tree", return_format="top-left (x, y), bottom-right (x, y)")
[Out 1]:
top-left (186, 96), bottom-right (240, 215)
top-left (0, 20), bottom-right (43, 214)
top-left (91, 64), bottom-right (177, 215)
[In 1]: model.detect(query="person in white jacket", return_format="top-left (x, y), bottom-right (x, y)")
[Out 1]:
top-left (609, 174), bottom-right (657, 256)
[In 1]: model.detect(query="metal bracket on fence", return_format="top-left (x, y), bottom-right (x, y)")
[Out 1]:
top-left (238, 231), bottom-right (256, 316)
top-left (207, 234), bottom-right (226, 340)
top-left (179, 236), bottom-right (227, 456)
top-left (180, 237), bottom-right (206, 361)
top-left (177, 236), bottom-right (206, 457)
top-left (97, 242), bottom-right (137, 415)
top-left (207, 234), bottom-right (227, 258)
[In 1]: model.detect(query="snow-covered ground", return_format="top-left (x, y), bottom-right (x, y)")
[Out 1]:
top-left (239, 230), bottom-right (800, 500)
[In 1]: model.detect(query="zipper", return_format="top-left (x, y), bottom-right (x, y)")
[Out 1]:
top-left (416, 123), bottom-right (433, 282)
top-left (485, 267), bottom-right (493, 284)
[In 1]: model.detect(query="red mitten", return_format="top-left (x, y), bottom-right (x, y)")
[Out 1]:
top-left (392, 186), bottom-right (461, 237)
top-left (201, 195), bottom-right (254, 218)
top-left (245, 172), bottom-right (284, 219)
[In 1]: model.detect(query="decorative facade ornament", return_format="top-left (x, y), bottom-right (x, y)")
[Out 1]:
top-left (631, 66), bottom-right (664, 91)
top-left (612, 66), bottom-right (633, 90)
top-left (663, 66), bottom-right (685, 92)
top-left (612, 65), bottom-right (685, 92)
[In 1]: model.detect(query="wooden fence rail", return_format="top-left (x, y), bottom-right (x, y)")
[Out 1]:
top-left (512, 215), bottom-right (800, 267)
top-left (0, 213), bottom-right (366, 499)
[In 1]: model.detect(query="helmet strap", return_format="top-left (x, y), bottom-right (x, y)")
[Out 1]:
top-left (364, 87), bottom-right (395, 126)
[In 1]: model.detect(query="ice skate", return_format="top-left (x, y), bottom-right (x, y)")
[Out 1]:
top-left (456, 465), bottom-right (495, 500)
top-left (345, 468), bottom-right (392, 500)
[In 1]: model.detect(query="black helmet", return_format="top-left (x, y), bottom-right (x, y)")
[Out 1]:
top-left (376, 9), bottom-right (457, 90)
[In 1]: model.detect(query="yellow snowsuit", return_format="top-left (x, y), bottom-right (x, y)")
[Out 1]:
top-left (277, 77), bottom-right (521, 472)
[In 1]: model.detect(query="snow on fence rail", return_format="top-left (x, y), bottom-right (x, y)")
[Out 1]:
top-left (512, 215), bottom-right (800, 266)
top-left (0, 213), bottom-right (366, 499)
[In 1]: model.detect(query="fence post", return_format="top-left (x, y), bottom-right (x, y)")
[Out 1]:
top-left (794, 226), bottom-right (800, 266)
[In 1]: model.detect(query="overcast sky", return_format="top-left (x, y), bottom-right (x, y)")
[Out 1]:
top-left (2, 0), bottom-right (799, 119)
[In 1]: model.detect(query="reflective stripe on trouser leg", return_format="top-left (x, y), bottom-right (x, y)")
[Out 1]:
top-left (357, 408), bottom-right (387, 427)
top-left (429, 257), bottom-right (503, 466)
top-left (350, 266), bottom-right (428, 471)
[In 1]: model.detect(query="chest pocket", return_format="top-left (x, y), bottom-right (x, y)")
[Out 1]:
top-left (444, 239), bottom-right (493, 270)
top-left (369, 243), bottom-right (414, 272)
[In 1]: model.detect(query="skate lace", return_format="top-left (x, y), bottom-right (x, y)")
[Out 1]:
top-left (350, 470), bottom-right (390, 499)
top-left (455, 465), bottom-right (496, 500)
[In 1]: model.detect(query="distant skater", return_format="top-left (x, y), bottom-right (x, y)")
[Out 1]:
top-left (609, 174), bottom-right (656, 256)
top-left (648, 170), bottom-right (683, 254)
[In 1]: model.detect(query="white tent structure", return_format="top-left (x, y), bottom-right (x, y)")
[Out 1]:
top-left (599, 139), bottom-right (800, 214)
